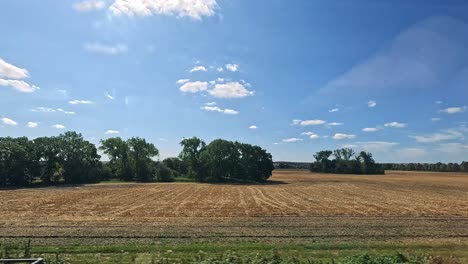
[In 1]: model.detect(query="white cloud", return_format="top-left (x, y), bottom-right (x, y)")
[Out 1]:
top-left (326, 122), bottom-right (343, 127)
top-left (309, 134), bottom-right (319, 139)
top-left (225, 63), bottom-right (239, 72)
top-left (368, 100), bottom-right (377, 108)
top-left (109, 0), bottom-right (218, 20)
top-left (0, 79), bottom-right (39, 93)
top-left (52, 124), bottom-right (66, 129)
top-left (27, 122), bottom-right (38, 128)
top-left (105, 92), bottom-right (115, 100)
top-left (216, 67), bottom-right (224, 72)
top-left (208, 82), bottom-right (254, 98)
top-left (333, 133), bottom-right (356, 140)
top-left (179, 81), bottom-right (208, 93)
top-left (439, 106), bottom-right (467, 114)
top-left (105, 130), bottom-right (120, 134)
top-left (362, 127), bottom-right (380, 132)
top-left (57, 109), bottom-right (76, 115)
top-left (73, 0), bottom-right (106, 12)
top-left (384, 122), bottom-right (407, 128)
top-left (0, 58), bottom-right (29, 79)
top-left (435, 100), bottom-right (443, 104)
top-left (329, 108), bottom-right (339, 112)
top-left (201, 106), bottom-right (239, 115)
top-left (249, 125), bottom-right (258, 129)
top-left (204, 101), bottom-right (216, 106)
top-left (84, 43), bottom-right (127, 55)
top-left (190, 66), bottom-right (207, 72)
top-left (410, 130), bottom-right (463, 143)
top-left (32, 107), bottom-right (75, 115)
top-left (295, 119), bottom-right (326, 126)
top-left (1, 117), bottom-right (17, 126)
top-left (216, 78), bottom-right (225, 83)
top-left (69, 100), bottom-right (93, 105)
top-left (282, 138), bottom-right (303, 143)
top-left (431, 117), bottom-right (441, 121)
top-left (301, 132), bottom-right (320, 139)
top-left (176, 79), bottom-right (190, 84)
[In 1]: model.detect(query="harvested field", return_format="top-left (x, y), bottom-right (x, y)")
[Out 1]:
top-left (1, 170), bottom-right (468, 245)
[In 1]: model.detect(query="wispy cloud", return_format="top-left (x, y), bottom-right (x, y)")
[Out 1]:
top-left (329, 108), bottom-right (339, 112)
top-left (367, 100), bottom-right (377, 108)
top-left (1, 117), bottom-right (17, 126)
top-left (0, 58), bottom-right (29, 79)
top-left (84, 43), bottom-right (127, 55)
top-left (52, 124), bottom-right (65, 129)
top-left (333, 133), bottom-right (356, 140)
top-left (32, 107), bottom-right (75, 115)
top-left (282, 138), bottom-right (303, 143)
top-left (410, 129), bottom-right (463, 143)
top-left (69, 100), bottom-right (93, 105)
top-left (343, 141), bottom-right (398, 151)
top-left (176, 79), bottom-right (190, 84)
top-left (362, 127), bottom-right (380, 132)
top-left (109, 0), bottom-right (218, 20)
top-left (326, 122), bottom-right (343, 127)
top-left (105, 130), bottom-right (120, 134)
top-left (105, 92), bottom-right (115, 100)
top-left (292, 119), bottom-right (326, 126)
top-left (439, 106), bottom-right (467, 114)
top-left (27, 122), bottom-right (38, 128)
top-left (384, 122), bottom-right (407, 128)
top-left (249, 125), bottom-right (258, 129)
top-left (0, 79), bottom-right (40, 93)
top-left (201, 106), bottom-right (239, 115)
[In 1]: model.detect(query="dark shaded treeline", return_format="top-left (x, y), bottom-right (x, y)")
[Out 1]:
top-left (0, 133), bottom-right (274, 188)
top-left (382, 162), bottom-right (468, 172)
top-left (310, 148), bottom-right (384, 174)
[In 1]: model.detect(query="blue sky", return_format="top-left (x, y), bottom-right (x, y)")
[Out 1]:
top-left (1, 0), bottom-right (467, 163)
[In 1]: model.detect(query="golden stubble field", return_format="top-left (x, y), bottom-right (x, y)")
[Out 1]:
top-left (1, 170), bottom-right (468, 244)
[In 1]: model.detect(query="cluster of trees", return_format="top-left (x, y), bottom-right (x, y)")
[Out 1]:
top-left (310, 148), bottom-right (384, 175)
top-left (0, 132), bottom-right (101, 187)
top-left (173, 137), bottom-right (274, 183)
top-left (0, 133), bottom-right (274, 188)
top-left (382, 162), bottom-right (468, 172)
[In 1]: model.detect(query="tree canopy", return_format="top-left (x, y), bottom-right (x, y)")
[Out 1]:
top-left (310, 148), bottom-right (384, 175)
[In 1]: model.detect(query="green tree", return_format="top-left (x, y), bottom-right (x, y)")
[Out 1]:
top-left (179, 137), bottom-right (206, 180)
top-left (128, 137), bottom-right (159, 182)
top-left (99, 137), bottom-right (133, 181)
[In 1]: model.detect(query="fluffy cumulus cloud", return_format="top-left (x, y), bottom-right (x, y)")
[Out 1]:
top-left (190, 65), bottom-right (207, 72)
top-left (410, 129), bottom-right (464, 143)
top-left (73, 0), bottom-right (106, 12)
top-left (333, 133), bottom-right (356, 140)
top-left (249, 125), bottom-right (258, 129)
top-left (52, 124), bottom-right (66, 129)
top-left (282, 138), bottom-right (303, 143)
top-left (208, 82), bottom-right (254, 98)
top-left (362, 127), bottom-right (379, 132)
top-left (368, 100), bottom-right (377, 108)
top-left (293, 119), bottom-right (326, 126)
top-left (439, 106), bottom-right (467, 114)
top-left (84, 43), bottom-right (127, 55)
top-left (179, 81), bottom-right (208, 93)
top-left (109, 0), bottom-right (218, 20)
top-left (301, 132), bottom-right (319, 139)
top-left (105, 130), bottom-right (120, 134)
top-left (27, 122), bottom-right (38, 128)
top-left (69, 100), bottom-right (93, 105)
top-left (225, 63), bottom-right (239, 72)
top-left (384, 122), bottom-right (407, 128)
top-left (1, 117), bottom-right (17, 126)
top-left (201, 105), bottom-right (239, 115)
top-left (0, 58), bottom-right (39, 93)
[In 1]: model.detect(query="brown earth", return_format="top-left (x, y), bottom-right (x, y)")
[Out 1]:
top-left (1, 170), bottom-right (468, 245)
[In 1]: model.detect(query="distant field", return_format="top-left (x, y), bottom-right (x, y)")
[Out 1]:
top-left (1, 170), bottom-right (468, 247)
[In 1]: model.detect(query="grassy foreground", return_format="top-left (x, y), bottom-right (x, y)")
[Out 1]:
top-left (1, 241), bottom-right (467, 263)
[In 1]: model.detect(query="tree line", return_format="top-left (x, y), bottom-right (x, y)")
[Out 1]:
top-left (0, 132), bottom-right (274, 188)
top-left (310, 148), bottom-right (384, 174)
top-left (382, 162), bottom-right (468, 172)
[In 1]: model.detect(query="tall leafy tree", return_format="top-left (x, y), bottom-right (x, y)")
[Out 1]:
top-left (128, 137), bottom-right (159, 182)
top-left (179, 137), bottom-right (206, 180)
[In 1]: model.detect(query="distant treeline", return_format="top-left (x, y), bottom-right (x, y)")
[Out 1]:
top-left (310, 148), bottom-right (384, 175)
top-left (382, 162), bottom-right (468, 172)
top-left (0, 133), bottom-right (274, 188)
